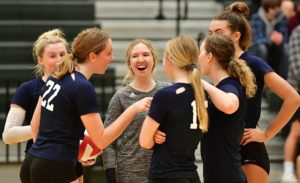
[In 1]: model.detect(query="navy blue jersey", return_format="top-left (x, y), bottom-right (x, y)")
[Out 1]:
top-left (240, 51), bottom-right (273, 128)
top-left (148, 83), bottom-right (202, 179)
top-left (29, 71), bottom-right (99, 166)
top-left (201, 77), bottom-right (246, 183)
top-left (11, 79), bottom-right (45, 153)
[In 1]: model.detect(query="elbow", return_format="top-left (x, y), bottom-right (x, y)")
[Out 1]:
top-left (139, 140), bottom-right (153, 149)
top-left (287, 94), bottom-right (300, 108)
top-left (2, 132), bottom-right (15, 144)
top-left (139, 135), bottom-right (154, 149)
top-left (296, 95), bottom-right (300, 107)
top-left (221, 102), bottom-right (238, 114)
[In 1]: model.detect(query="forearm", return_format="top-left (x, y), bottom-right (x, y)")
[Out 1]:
top-left (202, 80), bottom-right (238, 114)
top-left (2, 107), bottom-right (30, 144)
top-left (3, 126), bottom-right (32, 144)
top-left (265, 97), bottom-right (300, 140)
top-left (100, 105), bottom-right (138, 149)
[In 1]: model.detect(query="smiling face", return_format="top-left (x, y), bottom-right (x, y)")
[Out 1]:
top-left (38, 42), bottom-right (67, 76)
top-left (129, 42), bottom-right (154, 78)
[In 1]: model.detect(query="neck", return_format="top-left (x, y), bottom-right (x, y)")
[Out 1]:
top-left (42, 71), bottom-right (53, 82)
top-left (210, 67), bottom-right (229, 86)
top-left (130, 77), bottom-right (156, 92)
top-left (234, 43), bottom-right (244, 59)
top-left (172, 69), bottom-right (190, 83)
top-left (76, 63), bottom-right (92, 80)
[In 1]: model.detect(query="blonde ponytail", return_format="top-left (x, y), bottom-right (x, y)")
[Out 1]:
top-left (52, 54), bottom-right (75, 79)
top-left (190, 67), bottom-right (209, 132)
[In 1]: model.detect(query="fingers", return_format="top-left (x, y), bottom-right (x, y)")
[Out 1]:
top-left (156, 130), bottom-right (166, 137)
top-left (153, 130), bottom-right (166, 144)
top-left (80, 159), bottom-right (96, 166)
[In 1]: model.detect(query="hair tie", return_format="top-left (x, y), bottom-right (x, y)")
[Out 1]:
top-left (185, 63), bottom-right (197, 70)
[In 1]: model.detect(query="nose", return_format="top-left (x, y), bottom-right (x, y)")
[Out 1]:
top-left (137, 55), bottom-right (144, 62)
top-left (110, 54), bottom-right (115, 63)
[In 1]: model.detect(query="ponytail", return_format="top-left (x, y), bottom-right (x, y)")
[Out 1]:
top-left (52, 54), bottom-right (75, 79)
top-left (228, 59), bottom-right (257, 98)
top-left (190, 67), bottom-right (209, 132)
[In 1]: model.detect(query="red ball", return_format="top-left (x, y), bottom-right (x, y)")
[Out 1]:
top-left (78, 134), bottom-right (102, 161)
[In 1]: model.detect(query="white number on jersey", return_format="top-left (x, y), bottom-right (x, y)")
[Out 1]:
top-left (190, 100), bottom-right (198, 129)
top-left (41, 80), bottom-right (61, 111)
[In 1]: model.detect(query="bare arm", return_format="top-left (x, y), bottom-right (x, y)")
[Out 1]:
top-left (202, 79), bottom-right (239, 114)
top-left (242, 72), bottom-right (300, 144)
top-left (264, 72), bottom-right (300, 139)
top-left (2, 104), bottom-right (31, 144)
top-left (82, 97), bottom-right (152, 150)
top-left (31, 97), bottom-right (42, 142)
top-left (139, 116), bottom-right (160, 149)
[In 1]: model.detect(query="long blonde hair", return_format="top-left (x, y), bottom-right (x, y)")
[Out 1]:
top-left (32, 29), bottom-right (68, 78)
top-left (53, 27), bottom-right (110, 79)
top-left (165, 35), bottom-right (209, 132)
top-left (204, 34), bottom-right (257, 97)
top-left (122, 38), bottom-right (158, 86)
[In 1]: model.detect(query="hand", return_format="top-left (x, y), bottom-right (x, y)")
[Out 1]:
top-left (80, 159), bottom-right (96, 166)
top-left (271, 31), bottom-right (283, 46)
top-left (241, 127), bottom-right (267, 145)
top-left (154, 130), bottom-right (166, 144)
top-left (133, 97), bottom-right (152, 113)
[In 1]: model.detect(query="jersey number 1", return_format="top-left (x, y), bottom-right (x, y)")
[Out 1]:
top-left (42, 80), bottom-right (61, 111)
top-left (190, 100), bottom-right (198, 129)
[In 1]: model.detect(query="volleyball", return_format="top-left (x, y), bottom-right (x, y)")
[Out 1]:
top-left (78, 134), bottom-right (102, 161)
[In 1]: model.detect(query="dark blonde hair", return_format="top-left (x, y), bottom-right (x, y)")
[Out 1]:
top-left (122, 38), bottom-right (158, 85)
top-left (165, 35), bottom-right (209, 132)
top-left (32, 29), bottom-right (68, 78)
top-left (213, 2), bottom-right (252, 51)
top-left (204, 34), bottom-right (257, 97)
top-left (53, 27), bottom-right (110, 79)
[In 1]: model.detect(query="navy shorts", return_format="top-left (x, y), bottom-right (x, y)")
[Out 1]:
top-left (148, 176), bottom-right (201, 183)
top-left (75, 161), bottom-right (83, 178)
top-left (240, 142), bottom-right (270, 174)
top-left (20, 154), bottom-right (79, 183)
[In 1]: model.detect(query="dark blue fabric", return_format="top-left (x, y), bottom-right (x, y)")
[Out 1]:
top-left (29, 71), bottom-right (99, 166)
top-left (201, 77), bottom-right (246, 183)
top-left (240, 51), bottom-right (273, 128)
top-left (148, 83), bottom-right (202, 179)
top-left (11, 79), bottom-right (45, 153)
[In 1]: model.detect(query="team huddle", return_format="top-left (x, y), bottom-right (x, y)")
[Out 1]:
top-left (2, 1), bottom-right (300, 183)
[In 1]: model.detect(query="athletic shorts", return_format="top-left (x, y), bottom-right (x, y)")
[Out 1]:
top-left (240, 142), bottom-right (270, 174)
top-left (148, 177), bottom-right (201, 183)
top-left (20, 154), bottom-right (78, 183)
top-left (75, 161), bottom-right (83, 178)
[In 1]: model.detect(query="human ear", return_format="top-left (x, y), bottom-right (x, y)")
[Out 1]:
top-left (88, 52), bottom-right (97, 62)
top-left (207, 52), bottom-right (213, 62)
top-left (37, 56), bottom-right (43, 65)
top-left (232, 32), bottom-right (241, 42)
